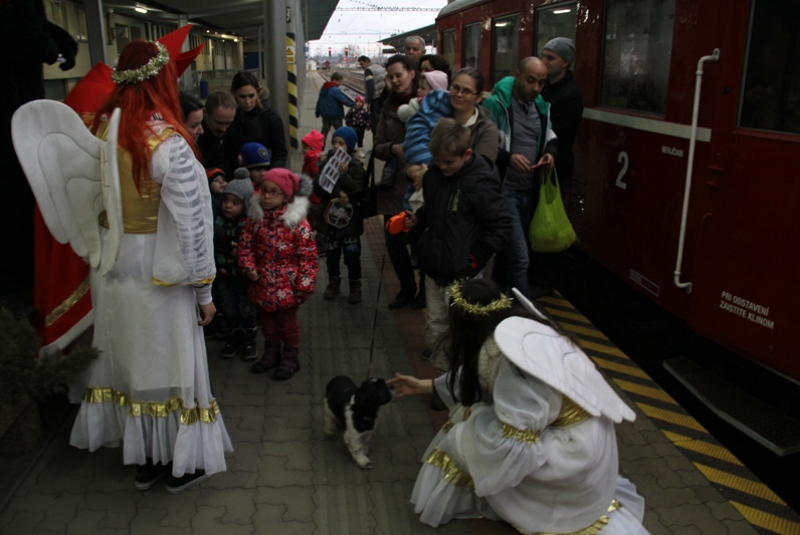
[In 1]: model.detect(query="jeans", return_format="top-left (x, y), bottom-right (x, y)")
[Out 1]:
top-left (491, 188), bottom-right (533, 298)
top-left (325, 237), bottom-right (362, 280)
top-left (424, 277), bottom-right (452, 373)
top-left (215, 276), bottom-right (257, 331)
top-left (321, 116), bottom-right (343, 149)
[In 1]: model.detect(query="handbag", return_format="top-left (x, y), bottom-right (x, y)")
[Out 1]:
top-left (357, 153), bottom-right (379, 219)
top-left (528, 168), bottom-right (577, 253)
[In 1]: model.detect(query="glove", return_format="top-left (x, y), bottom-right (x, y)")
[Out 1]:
top-left (49, 23), bottom-right (78, 71)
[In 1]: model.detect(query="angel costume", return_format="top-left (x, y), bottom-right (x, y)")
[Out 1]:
top-left (11, 101), bottom-right (232, 477)
top-left (411, 316), bottom-right (649, 535)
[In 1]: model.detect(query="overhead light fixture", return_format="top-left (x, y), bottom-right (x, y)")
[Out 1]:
top-left (206, 30), bottom-right (210, 33)
top-left (233, 38), bottom-right (239, 42)
top-left (553, 9), bottom-right (571, 14)
top-left (134, 6), bottom-right (147, 13)
top-left (495, 21), bottom-right (509, 27)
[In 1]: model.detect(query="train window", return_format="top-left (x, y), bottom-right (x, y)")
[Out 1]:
top-left (492, 15), bottom-right (520, 83)
top-left (44, 0), bottom-right (65, 28)
top-left (535, 3), bottom-right (577, 54)
top-left (441, 29), bottom-right (456, 72)
top-left (739, 0), bottom-right (800, 135)
top-left (600, 0), bottom-right (675, 115)
top-left (463, 23), bottom-right (482, 70)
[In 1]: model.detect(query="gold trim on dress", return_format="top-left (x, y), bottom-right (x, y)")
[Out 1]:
top-left (426, 448), bottom-right (475, 489)
top-left (514, 500), bottom-right (622, 535)
top-left (441, 420), bottom-right (454, 434)
top-left (502, 424), bottom-right (541, 444)
top-left (45, 276), bottom-right (91, 326)
top-left (151, 276), bottom-right (216, 287)
top-left (81, 387), bottom-right (220, 424)
top-left (552, 396), bottom-right (591, 429)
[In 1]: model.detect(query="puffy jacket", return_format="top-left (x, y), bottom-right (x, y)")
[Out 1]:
top-left (315, 82), bottom-right (355, 118)
top-left (403, 89), bottom-right (453, 166)
top-left (224, 104), bottom-right (288, 172)
top-left (238, 195), bottom-right (317, 312)
top-left (416, 154), bottom-right (512, 285)
top-left (483, 76), bottom-right (557, 180)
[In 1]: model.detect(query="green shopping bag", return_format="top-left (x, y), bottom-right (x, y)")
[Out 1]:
top-left (528, 168), bottom-right (577, 252)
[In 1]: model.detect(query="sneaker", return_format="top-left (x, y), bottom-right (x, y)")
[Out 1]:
top-left (165, 470), bottom-right (210, 494)
top-left (241, 341), bottom-right (257, 361)
top-left (220, 340), bottom-right (239, 359)
top-left (134, 461), bottom-right (171, 491)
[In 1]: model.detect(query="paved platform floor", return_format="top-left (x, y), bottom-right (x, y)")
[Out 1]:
top-left (0, 72), bottom-right (786, 535)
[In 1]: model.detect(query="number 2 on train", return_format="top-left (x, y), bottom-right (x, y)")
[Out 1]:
top-left (615, 151), bottom-right (629, 190)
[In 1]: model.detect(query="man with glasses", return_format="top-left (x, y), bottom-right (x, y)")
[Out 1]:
top-left (484, 57), bottom-right (557, 299)
top-left (197, 91), bottom-right (237, 173)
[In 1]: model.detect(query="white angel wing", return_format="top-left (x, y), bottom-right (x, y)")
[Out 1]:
top-left (495, 314), bottom-right (637, 424)
top-left (99, 108), bottom-right (122, 275)
top-left (11, 101), bottom-right (122, 274)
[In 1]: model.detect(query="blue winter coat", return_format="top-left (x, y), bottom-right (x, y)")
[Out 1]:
top-left (402, 89), bottom-right (454, 166)
top-left (315, 82), bottom-right (355, 118)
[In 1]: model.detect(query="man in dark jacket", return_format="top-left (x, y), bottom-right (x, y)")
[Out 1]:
top-left (197, 91), bottom-right (236, 173)
top-left (1, 0), bottom-right (77, 296)
top-left (533, 37), bottom-right (584, 298)
top-left (403, 119), bottom-right (511, 373)
top-left (358, 55), bottom-right (386, 133)
top-left (315, 72), bottom-right (355, 149)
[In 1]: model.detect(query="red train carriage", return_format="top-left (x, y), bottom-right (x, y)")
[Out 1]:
top-left (437, 0), bottom-right (800, 381)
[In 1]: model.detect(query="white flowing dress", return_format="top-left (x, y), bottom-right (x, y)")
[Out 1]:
top-left (69, 129), bottom-right (233, 477)
top-left (411, 336), bottom-right (650, 535)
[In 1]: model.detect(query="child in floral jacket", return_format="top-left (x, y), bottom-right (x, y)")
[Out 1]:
top-left (345, 95), bottom-right (371, 157)
top-left (238, 168), bottom-right (317, 380)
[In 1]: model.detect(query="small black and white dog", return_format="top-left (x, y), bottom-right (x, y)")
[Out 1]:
top-left (324, 376), bottom-right (393, 470)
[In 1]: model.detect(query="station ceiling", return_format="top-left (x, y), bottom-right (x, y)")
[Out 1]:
top-left (103, 0), bottom-right (340, 41)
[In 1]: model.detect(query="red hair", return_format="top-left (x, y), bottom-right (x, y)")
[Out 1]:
top-left (93, 40), bottom-right (199, 193)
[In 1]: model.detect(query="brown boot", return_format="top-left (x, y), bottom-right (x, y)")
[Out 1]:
top-left (273, 347), bottom-right (300, 380)
top-left (348, 279), bottom-right (362, 304)
top-left (323, 277), bottom-right (340, 300)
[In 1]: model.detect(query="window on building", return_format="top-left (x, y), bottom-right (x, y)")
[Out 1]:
top-left (492, 15), bottom-right (519, 83)
top-left (599, 0), bottom-right (675, 115)
top-left (45, 1), bottom-right (65, 27)
top-left (441, 29), bottom-right (455, 71)
top-left (463, 23), bottom-right (481, 70)
top-left (535, 3), bottom-right (577, 55)
top-left (739, 0), bottom-right (800, 134)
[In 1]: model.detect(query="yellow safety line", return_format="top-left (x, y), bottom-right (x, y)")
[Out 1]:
top-left (614, 379), bottom-right (677, 404)
top-left (578, 339), bottom-right (630, 359)
top-left (661, 431), bottom-right (743, 465)
top-left (547, 307), bottom-right (593, 324)
top-left (730, 501), bottom-right (800, 534)
top-left (538, 295), bottom-right (571, 307)
top-left (590, 357), bottom-right (651, 380)
top-left (638, 403), bottom-right (708, 432)
top-left (695, 464), bottom-right (786, 505)
top-left (560, 321), bottom-right (611, 341)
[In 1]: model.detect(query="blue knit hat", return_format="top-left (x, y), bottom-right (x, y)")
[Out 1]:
top-left (240, 142), bottom-right (271, 169)
top-left (332, 126), bottom-right (358, 155)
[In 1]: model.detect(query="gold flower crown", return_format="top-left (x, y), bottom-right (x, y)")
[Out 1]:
top-left (111, 42), bottom-right (170, 85)
top-left (449, 281), bottom-right (513, 316)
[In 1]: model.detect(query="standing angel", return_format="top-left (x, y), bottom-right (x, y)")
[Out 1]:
top-left (12, 39), bottom-right (232, 493)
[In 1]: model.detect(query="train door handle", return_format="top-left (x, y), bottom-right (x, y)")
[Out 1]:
top-left (708, 164), bottom-right (726, 172)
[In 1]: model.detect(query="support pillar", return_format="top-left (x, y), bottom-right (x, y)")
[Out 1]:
top-left (177, 15), bottom-right (193, 92)
top-left (264, 0), bottom-right (290, 148)
top-left (83, 0), bottom-right (108, 66)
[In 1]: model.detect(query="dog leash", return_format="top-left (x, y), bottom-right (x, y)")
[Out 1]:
top-left (365, 239), bottom-right (388, 382)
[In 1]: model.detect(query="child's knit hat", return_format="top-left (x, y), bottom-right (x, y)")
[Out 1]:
top-left (301, 129), bottom-right (325, 152)
top-left (223, 178), bottom-right (255, 215)
top-left (206, 168), bottom-right (226, 184)
top-left (240, 142), bottom-right (271, 169)
top-left (422, 70), bottom-right (449, 92)
top-left (233, 167), bottom-right (251, 181)
top-left (355, 95), bottom-right (365, 104)
top-left (263, 168), bottom-right (300, 199)
top-left (332, 126), bottom-right (358, 155)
